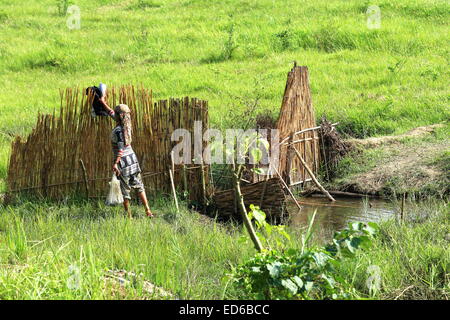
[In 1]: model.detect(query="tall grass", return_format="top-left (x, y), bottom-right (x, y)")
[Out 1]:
top-left (1, 195), bottom-right (447, 299)
top-left (336, 200), bottom-right (449, 299)
top-left (0, 197), bottom-right (252, 299)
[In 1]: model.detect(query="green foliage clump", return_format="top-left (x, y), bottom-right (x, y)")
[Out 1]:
top-left (203, 21), bottom-right (239, 63)
top-left (56, 0), bottom-right (73, 16)
top-left (5, 215), bottom-right (28, 262)
top-left (228, 207), bottom-right (379, 299)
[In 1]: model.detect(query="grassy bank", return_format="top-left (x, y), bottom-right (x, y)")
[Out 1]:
top-left (336, 200), bottom-right (449, 299)
top-left (327, 124), bottom-right (450, 198)
top-left (0, 197), bottom-right (253, 299)
top-left (1, 196), bottom-right (448, 299)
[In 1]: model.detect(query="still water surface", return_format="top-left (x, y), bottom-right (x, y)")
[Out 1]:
top-left (287, 196), bottom-right (396, 238)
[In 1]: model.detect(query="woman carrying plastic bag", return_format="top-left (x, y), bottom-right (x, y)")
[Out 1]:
top-left (97, 93), bottom-right (154, 218)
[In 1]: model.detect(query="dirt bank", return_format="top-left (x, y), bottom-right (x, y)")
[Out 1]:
top-left (328, 124), bottom-right (449, 198)
top-left (347, 124), bottom-right (445, 148)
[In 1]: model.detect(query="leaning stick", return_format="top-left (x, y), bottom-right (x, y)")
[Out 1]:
top-left (201, 164), bottom-right (207, 204)
top-left (292, 146), bottom-right (335, 202)
top-left (79, 159), bottom-right (89, 198)
top-left (168, 169), bottom-right (179, 212)
top-left (170, 151), bottom-right (175, 179)
top-left (169, 151), bottom-right (179, 212)
top-left (258, 174), bottom-right (270, 209)
top-left (272, 166), bottom-right (302, 210)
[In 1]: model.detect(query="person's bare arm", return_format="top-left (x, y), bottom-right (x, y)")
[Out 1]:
top-left (98, 96), bottom-right (115, 117)
top-left (100, 96), bottom-right (121, 175)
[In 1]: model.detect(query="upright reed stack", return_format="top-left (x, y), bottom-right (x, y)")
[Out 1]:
top-left (7, 86), bottom-right (209, 201)
top-left (277, 66), bottom-right (320, 185)
top-left (250, 65), bottom-right (320, 186)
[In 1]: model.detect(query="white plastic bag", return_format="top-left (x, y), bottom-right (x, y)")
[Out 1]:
top-left (105, 174), bottom-right (123, 206)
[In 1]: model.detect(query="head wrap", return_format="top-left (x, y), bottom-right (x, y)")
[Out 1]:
top-left (114, 104), bottom-right (132, 146)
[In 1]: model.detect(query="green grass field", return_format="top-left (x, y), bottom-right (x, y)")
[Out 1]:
top-left (0, 0), bottom-right (449, 300)
top-left (0, 0), bottom-right (449, 184)
top-left (1, 0), bottom-right (448, 132)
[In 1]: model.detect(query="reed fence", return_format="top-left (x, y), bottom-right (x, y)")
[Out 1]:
top-left (213, 178), bottom-right (286, 219)
top-left (7, 86), bottom-right (209, 201)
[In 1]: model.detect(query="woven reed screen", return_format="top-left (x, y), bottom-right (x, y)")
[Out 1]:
top-left (7, 86), bottom-right (209, 201)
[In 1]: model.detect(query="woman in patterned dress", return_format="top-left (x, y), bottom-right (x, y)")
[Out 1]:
top-left (99, 97), bottom-right (154, 218)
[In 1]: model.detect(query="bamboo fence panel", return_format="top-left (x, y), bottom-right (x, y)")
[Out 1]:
top-left (7, 86), bottom-right (209, 202)
top-left (213, 178), bottom-right (286, 219)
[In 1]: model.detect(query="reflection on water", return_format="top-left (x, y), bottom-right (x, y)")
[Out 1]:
top-left (288, 196), bottom-right (396, 238)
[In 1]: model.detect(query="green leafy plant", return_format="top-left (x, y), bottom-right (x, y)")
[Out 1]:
top-left (203, 20), bottom-right (238, 63)
top-left (326, 222), bottom-right (379, 258)
top-left (246, 204), bottom-right (290, 250)
top-left (272, 29), bottom-right (292, 52)
top-left (228, 209), bottom-right (379, 299)
top-left (221, 23), bottom-right (238, 61)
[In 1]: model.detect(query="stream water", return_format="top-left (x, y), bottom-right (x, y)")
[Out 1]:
top-left (287, 196), bottom-right (397, 239)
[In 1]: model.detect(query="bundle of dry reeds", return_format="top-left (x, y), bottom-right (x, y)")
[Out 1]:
top-left (276, 66), bottom-right (320, 186)
top-left (212, 178), bottom-right (286, 219)
top-left (7, 86), bottom-right (209, 201)
top-left (248, 65), bottom-right (320, 187)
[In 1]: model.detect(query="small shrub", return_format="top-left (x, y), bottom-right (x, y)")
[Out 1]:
top-left (221, 23), bottom-right (238, 61)
top-left (272, 30), bottom-right (293, 52)
top-left (137, 0), bottom-right (162, 9)
top-left (0, 11), bottom-right (9, 24)
top-left (202, 22), bottom-right (238, 63)
top-left (227, 207), bottom-right (379, 299)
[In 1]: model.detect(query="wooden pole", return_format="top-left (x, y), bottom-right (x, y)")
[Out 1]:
top-left (168, 168), bottom-right (179, 212)
top-left (182, 164), bottom-right (188, 195)
top-left (233, 169), bottom-right (263, 252)
top-left (285, 133), bottom-right (294, 184)
top-left (170, 151), bottom-right (175, 179)
top-left (79, 159), bottom-right (89, 198)
top-left (201, 164), bottom-right (207, 205)
top-left (273, 165), bottom-right (302, 210)
top-left (292, 146), bottom-right (335, 202)
top-left (302, 189), bottom-right (382, 199)
top-left (169, 151), bottom-right (179, 211)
